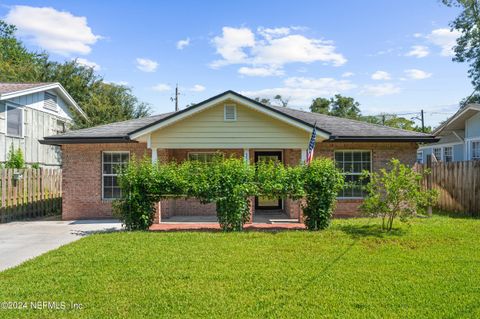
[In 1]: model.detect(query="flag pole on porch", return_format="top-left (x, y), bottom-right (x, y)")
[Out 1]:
top-left (306, 122), bottom-right (317, 165)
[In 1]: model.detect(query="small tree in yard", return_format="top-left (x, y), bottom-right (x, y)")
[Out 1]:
top-left (360, 159), bottom-right (438, 231)
top-left (5, 145), bottom-right (25, 169)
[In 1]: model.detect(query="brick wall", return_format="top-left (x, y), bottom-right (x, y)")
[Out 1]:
top-left (316, 141), bottom-right (418, 217)
top-left (62, 142), bottom-right (418, 220)
top-left (61, 143), bottom-right (149, 220)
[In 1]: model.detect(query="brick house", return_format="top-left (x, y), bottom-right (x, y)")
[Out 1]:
top-left (42, 91), bottom-right (436, 222)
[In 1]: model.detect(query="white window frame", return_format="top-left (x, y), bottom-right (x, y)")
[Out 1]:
top-left (334, 150), bottom-right (372, 199)
top-left (443, 146), bottom-right (453, 162)
top-left (467, 138), bottom-right (480, 160)
top-left (224, 104), bottom-right (237, 121)
top-left (187, 152), bottom-right (221, 163)
top-left (5, 102), bottom-right (24, 138)
top-left (416, 151), bottom-right (423, 164)
top-left (102, 151), bottom-right (130, 200)
top-left (433, 147), bottom-right (442, 161)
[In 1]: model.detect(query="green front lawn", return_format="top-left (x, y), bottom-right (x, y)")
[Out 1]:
top-left (1, 216), bottom-right (479, 318)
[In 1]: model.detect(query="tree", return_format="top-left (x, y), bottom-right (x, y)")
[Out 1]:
top-left (360, 159), bottom-right (438, 231)
top-left (443, 1), bottom-right (480, 92)
top-left (460, 92), bottom-right (480, 106)
top-left (273, 94), bottom-right (289, 107)
top-left (254, 97), bottom-right (271, 105)
top-left (0, 20), bottom-right (151, 128)
top-left (309, 97), bottom-right (330, 114)
top-left (329, 94), bottom-right (361, 119)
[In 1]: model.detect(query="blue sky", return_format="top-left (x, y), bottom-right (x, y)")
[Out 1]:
top-left (0, 0), bottom-right (471, 127)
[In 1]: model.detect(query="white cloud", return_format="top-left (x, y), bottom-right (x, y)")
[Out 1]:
top-left (413, 33), bottom-right (423, 38)
top-left (362, 83), bottom-right (401, 96)
top-left (152, 83), bottom-right (171, 92)
top-left (426, 28), bottom-right (461, 56)
top-left (371, 71), bottom-right (391, 81)
top-left (404, 69), bottom-right (432, 80)
top-left (210, 26), bottom-right (346, 75)
top-left (238, 66), bottom-right (284, 77)
top-left (241, 76), bottom-right (356, 106)
top-left (176, 38), bottom-right (190, 50)
top-left (211, 27), bottom-right (255, 68)
top-left (109, 80), bottom-right (129, 86)
top-left (190, 84), bottom-right (206, 92)
top-left (257, 27), bottom-right (290, 40)
top-left (5, 5), bottom-right (101, 55)
top-left (405, 45), bottom-right (430, 58)
top-left (136, 58), bottom-right (158, 72)
top-left (341, 72), bottom-right (354, 78)
top-left (75, 58), bottom-right (100, 70)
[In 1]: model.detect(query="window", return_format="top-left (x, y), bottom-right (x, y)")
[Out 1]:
top-left (224, 104), bottom-right (236, 121)
top-left (6, 104), bottom-right (23, 137)
top-left (334, 151), bottom-right (371, 198)
top-left (188, 152), bottom-right (219, 163)
top-left (443, 146), bottom-right (453, 162)
top-left (55, 120), bottom-right (66, 134)
top-left (472, 141), bottom-right (480, 160)
top-left (44, 92), bottom-right (57, 111)
top-left (416, 151), bottom-right (423, 164)
top-left (102, 152), bottom-right (129, 199)
top-left (433, 148), bottom-right (442, 161)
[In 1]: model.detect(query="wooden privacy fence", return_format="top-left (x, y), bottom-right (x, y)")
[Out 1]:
top-left (415, 161), bottom-right (480, 216)
top-left (0, 168), bottom-right (62, 223)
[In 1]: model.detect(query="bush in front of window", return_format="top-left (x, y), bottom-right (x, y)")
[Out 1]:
top-left (5, 145), bottom-right (25, 169)
top-left (302, 159), bottom-right (345, 230)
top-left (113, 156), bottom-right (344, 231)
top-left (360, 159), bottom-right (438, 231)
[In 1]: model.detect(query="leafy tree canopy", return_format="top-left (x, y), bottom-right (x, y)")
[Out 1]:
top-left (0, 20), bottom-right (150, 129)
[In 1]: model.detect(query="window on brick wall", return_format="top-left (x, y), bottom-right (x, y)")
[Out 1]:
top-left (334, 150), bottom-right (371, 198)
top-left (102, 152), bottom-right (129, 199)
top-left (187, 152), bottom-right (221, 163)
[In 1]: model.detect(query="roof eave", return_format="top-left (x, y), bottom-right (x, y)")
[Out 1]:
top-left (40, 136), bottom-right (133, 145)
top-left (0, 82), bottom-right (88, 121)
top-left (328, 136), bottom-right (439, 143)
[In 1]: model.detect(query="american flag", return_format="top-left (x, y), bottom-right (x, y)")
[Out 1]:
top-left (306, 122), bottom-right (317, 165)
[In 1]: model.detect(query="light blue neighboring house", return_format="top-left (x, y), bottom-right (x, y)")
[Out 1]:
top-left (417, 104), bottom-right (480, 163)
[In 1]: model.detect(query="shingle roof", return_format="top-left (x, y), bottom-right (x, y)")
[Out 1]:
top-left (42, 90), bottom-right (436, 144)
top-left (0, 82), bottom-right (53, 94)
top-left (44, 113), bottom-right (173, 142)
top-left (268, 104), bottom-right (432, 139)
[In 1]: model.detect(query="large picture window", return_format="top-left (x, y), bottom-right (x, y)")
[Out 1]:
top-left (102, 152), bottom-right (129, 199)
top-left (334, 151), bottom-right (371, 198)
top-left (6, 105), bottom-right (23, 137)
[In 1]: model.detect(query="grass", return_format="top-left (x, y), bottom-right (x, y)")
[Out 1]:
top-left (0, 216), bottom-right (479, 318)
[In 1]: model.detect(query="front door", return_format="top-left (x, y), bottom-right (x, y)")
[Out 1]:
top-left (254, 151), bottom-right (283, 210)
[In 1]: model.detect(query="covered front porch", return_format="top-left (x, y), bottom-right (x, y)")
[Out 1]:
top-left (151, 148), bottom-right (305, 225)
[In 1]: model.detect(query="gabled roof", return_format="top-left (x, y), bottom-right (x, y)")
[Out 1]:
top-left (42, 90), bottom-right (437, 145)
top-left (433, 103), bottom-right (480, 135)
top-left (0, 82), bottom-right (87, 120)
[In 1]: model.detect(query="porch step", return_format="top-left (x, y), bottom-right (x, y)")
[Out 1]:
top-left (268, 219), bottom-right (300, 224)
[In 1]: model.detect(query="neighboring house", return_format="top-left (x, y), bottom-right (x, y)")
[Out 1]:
top-left (42, 90), bottom-right (436, 221)
top-left (0, 82), bottom-right (86, 167)
top-left (417, 104), bottom-right (480, 163)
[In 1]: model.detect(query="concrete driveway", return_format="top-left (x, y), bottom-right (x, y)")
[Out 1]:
top-left (0, 219), bottom-right (123, 271)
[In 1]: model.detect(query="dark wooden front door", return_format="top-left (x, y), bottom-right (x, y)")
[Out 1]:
top-left (254, 151), bottom-right (283, 210)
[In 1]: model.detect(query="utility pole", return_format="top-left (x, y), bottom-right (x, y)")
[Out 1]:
top-left (420, 109), bottom-right (425, 132)
top-left (381, 114), bottom-right (385, 125)
top-left (175, 84), bottom-right (179, 112)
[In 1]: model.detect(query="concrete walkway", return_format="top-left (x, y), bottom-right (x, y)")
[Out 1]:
top-left (0, 219), bottom-right (122, 272)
